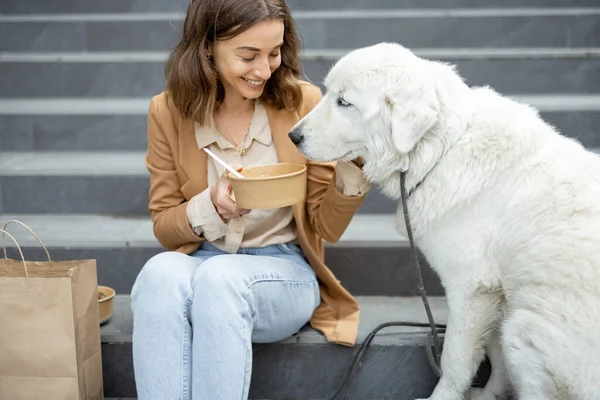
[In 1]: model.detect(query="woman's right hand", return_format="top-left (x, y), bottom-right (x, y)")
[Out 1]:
top-left (209, 167), bottom-right (251, 221)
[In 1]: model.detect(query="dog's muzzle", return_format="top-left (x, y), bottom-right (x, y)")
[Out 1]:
top-left (288, 127), bottom-right (304, 146)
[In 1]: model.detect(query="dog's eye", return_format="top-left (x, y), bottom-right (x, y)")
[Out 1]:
top-left (337, 97), bottom-right (352, 107)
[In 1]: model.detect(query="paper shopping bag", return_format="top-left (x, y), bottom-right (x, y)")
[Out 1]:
top-left (0, 220), bottom-right (104, 399)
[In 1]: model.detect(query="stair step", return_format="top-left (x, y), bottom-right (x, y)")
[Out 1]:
top-left (0, 213), bottom-right (403, 248)
top-left (99, 295), bottom-right (468, 399)
top-left (0, 151), bottom-right (396, 215)
top-left (101, 295), bottom-right (449, 345)
top-left (2, 7), bottom-right (599, 19)
top-left (1, 143), bottom-right (599, 214)
top-left (2, 9), bottom-right (599, 52)
top-left (0, 114), bottom-right (147, 151)
top-left (3, 111), bottom-right (599, 152)
top-left (3, 47), bottom-right (600, 61)
top-left (3, 94), bottom-right (598, 115)
top-left (0, 213), bottom-right (444, 296)
top-left (1, 0), bottom-right (597, 14)
top-left (1, 96), bottom-right (599, 152)
top-left (0, 152), bottom-right (151, 215)
top-left (2, 49), bottom-right (599, 97)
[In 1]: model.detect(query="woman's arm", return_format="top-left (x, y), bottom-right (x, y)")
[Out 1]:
top-left (146, 95), bottom-right (228, 251)
top-left (146, 96), bottom-right (202, 250)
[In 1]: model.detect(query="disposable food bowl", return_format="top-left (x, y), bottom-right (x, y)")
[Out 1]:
top-left (228, 163), bottom-right (307, 209)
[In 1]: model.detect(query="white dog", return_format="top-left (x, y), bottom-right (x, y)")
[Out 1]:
top-left (289, 42), bottom-right (600, 400)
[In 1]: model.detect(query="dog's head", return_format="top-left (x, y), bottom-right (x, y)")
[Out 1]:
top-left (289, 43), bottom-right (450, 173)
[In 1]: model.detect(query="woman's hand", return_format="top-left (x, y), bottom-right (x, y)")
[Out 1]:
top-left (350, 157), bottom-right (365, 169)
top-left (209, 166), bottom-right (251, 221)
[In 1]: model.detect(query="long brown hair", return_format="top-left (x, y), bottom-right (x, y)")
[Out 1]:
top-left (165, 0), bottom-right (303, 125)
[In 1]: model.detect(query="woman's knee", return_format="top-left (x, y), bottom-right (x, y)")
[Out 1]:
top-left (191, 255), bottom-right (249, 301)
top-left (132, 251), bottom-right (197, 305)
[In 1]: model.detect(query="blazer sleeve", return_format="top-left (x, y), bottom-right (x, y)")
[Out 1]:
top-left (300, 84), bottom-right (369, 243)
top-left (146, 95), bottom-right (203, 251)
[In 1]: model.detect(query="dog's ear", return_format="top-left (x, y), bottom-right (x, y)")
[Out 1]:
top-left (388, 86), bottom-right (439, 154)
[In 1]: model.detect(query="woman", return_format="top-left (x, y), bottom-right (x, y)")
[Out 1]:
top-left (131, 0), bottom-right (370, 398)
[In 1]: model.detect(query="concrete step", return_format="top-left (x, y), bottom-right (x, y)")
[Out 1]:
top-left (0, 213), bottom-right (443, 297)
top-left (0, 152), bottom-right (150, 215)
top-left (1, 9), bottom-right (599, 52)
top-left (2, 49), bottom-right (600, 97)
top-left (1, 0), bottom-right (597, 13)
top-left (2, 95), bottom-right (599, 152)
top-left (0, 114), bottom-right (147, 152)
top-left (98, 295), bottom-right (467, 399)
top-left (2, 141), bottom-right (600, 215)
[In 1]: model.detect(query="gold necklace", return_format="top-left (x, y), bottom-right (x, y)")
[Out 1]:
top-left (219, 116), bottom-right (251, 156)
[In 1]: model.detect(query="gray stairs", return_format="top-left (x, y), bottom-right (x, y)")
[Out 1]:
top-left (2, 10), bottom-right (599, 51)
top-left (100, 295), bottom-right (459, 399)
top-left (0, 213), bottom-right (442, 297)
top-left (1, 0), bottom-right (599, 398)
top-left (2, 96), bottom-right (600, 153)
top-left (1, 0), bottom-right (599, 13)
top-left (3, 51), bottom-right (600, 97)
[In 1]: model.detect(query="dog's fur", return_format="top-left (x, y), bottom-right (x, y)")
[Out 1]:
top-left (290, 43), bottom-right (600, 400)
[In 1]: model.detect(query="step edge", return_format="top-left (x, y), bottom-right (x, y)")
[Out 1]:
top-left (3, 48), bottom-right (600, 62)
top-left (2, 94), bottom-right (599, 115)
top-left (100, 294), bottom-right (448, 345)
top-left (0, 213), bottom-right (411, 248)
top-left (1, 147), bottom-right (599, 174)
top-left (2, 7), bottom-right (599, 22)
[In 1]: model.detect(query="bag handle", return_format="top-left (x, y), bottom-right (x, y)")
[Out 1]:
top-left (2, 220), bottom-right (53, 275)
top-left (0, 228), bottom-right (29, 277)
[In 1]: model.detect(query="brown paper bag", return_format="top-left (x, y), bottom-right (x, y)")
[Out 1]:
top-left (0, 220), bottom-right (104, 399)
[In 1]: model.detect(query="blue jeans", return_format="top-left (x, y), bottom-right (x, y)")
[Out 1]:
top-left (130, 241), bottom-right (320, 400)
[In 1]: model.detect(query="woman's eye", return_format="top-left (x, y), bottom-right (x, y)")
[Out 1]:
top-left (241, 53), bottom-right (279, 63)
top-left (337, 97), bottom-right (351, 107)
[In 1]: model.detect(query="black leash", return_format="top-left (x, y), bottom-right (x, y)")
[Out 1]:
top-left (399, 170), bottom-right (444, 375)
top-left (326, 170), bottom-right (445, 400)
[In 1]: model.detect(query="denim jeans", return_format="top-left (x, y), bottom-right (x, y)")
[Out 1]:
top-left (130, 241), bottom-right (320, 400)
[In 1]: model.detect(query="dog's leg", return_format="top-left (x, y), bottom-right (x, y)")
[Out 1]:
top-left (468, 328), bottom-right (511, 400)
top-left (501, 309), bottom-right (564, 400)
top-left (416, 290), bottom-right (503, 400)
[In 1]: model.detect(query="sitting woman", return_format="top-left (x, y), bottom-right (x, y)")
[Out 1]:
top-left (130, 0), bottom-right (370, 398)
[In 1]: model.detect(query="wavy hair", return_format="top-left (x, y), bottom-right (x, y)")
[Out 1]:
top-left (165, 0), bottom-right (303, 125)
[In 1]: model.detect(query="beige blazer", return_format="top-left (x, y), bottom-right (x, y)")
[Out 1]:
top-left (145, 81), bottom-right (366, 345)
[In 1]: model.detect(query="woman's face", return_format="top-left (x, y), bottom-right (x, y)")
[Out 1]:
top-left (212, 19), bottom-right (284, 102)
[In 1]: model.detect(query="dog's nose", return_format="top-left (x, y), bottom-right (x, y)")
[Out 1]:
top-left (288, 129), bottom-right (304, 146)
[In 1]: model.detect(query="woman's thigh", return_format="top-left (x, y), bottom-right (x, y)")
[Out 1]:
top-left (191, 245), bottom-right (320, 343)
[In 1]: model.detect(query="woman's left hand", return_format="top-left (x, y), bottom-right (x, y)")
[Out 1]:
top-left (350, 157), bottom-right (365, 169)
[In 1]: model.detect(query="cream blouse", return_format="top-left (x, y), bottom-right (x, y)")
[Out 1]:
top-left (186, 101), bottom-right (369, 253)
